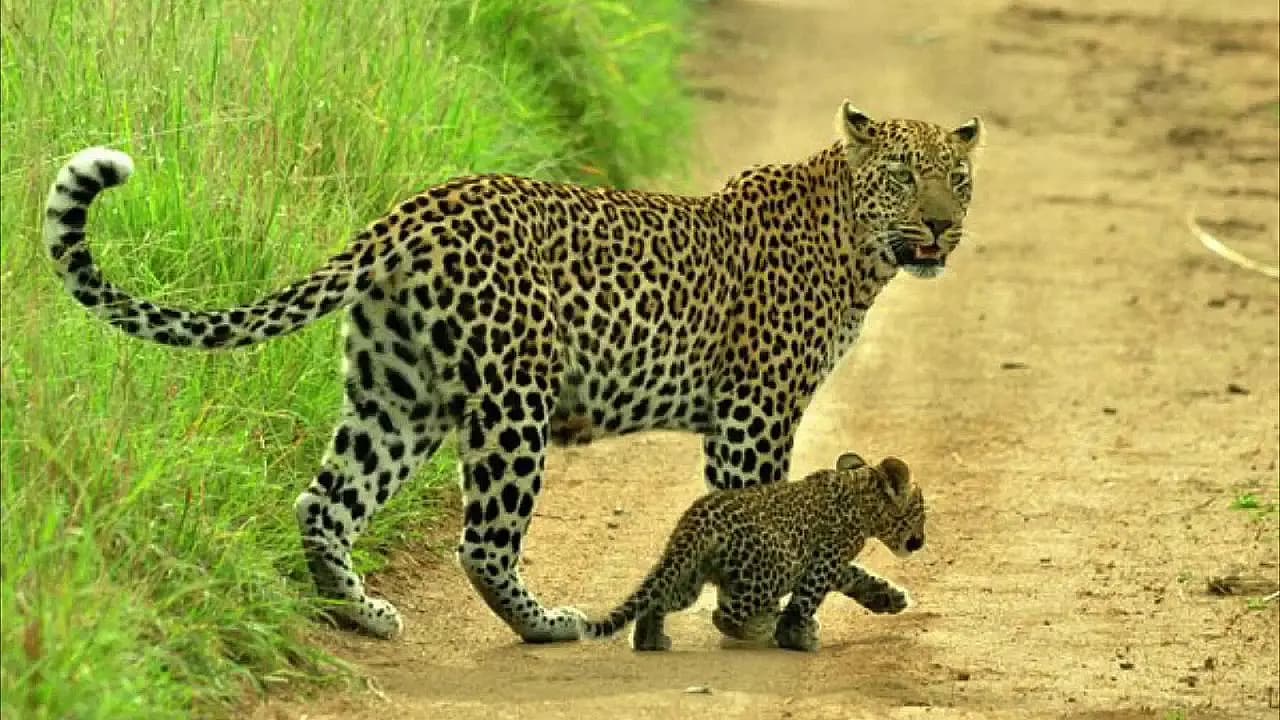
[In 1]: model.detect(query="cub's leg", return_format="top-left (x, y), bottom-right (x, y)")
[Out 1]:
top-left (294, 299), bottom-right (446, 639)
top-left (710, 544), bottom-right (786, 644)
top-left (632, 613), bottom-right (671, 652)
top-left (837, 563), bottom-right (911, 615)
top-left (712, 553), bottom-right (784, 645)
top-left (775, 560), bottom-right (839, 652)
top-left (631, 568), bottom-right (704, 652)
top-left (712, 589), bottom-right (780, 644)
top-left (773, 612), bottom-right (820, 653)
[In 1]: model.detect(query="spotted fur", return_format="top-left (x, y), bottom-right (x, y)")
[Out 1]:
top-left (41, 102), bottom-right (980, 642)
top-left (584, 453), bottom-right (925, 652)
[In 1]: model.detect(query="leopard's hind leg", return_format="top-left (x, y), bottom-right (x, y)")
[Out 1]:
top-left (447, 274), bottom-right (589, 643)
top-left (294, 296), bottom-right (448, 639)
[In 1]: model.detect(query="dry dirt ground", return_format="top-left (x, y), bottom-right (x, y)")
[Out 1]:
top-left (253, 1), bottom-right (1280, 718)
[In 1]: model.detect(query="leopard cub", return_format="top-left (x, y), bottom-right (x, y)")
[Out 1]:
top-left (582, 452), bottom-right (926, 652)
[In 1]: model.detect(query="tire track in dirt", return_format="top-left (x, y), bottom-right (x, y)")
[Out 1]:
top-left (254, 1), bottom-right (1279, 718)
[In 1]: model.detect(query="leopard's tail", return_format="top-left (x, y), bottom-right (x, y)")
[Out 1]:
top-left (582, 533), bottom-right (707, 641)
top-left (44, 147), bottom-right (395, 350)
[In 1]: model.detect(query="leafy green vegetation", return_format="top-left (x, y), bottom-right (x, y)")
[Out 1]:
top-left (0, 1), bottom-right (692, 716)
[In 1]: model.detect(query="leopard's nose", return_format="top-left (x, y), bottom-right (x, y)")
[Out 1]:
top-left (924, 219), bottom-right (952, 239)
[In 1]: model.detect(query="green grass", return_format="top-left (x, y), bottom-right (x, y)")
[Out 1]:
top-left (0, 1), bottom-right (692, 717)
top-left (1231, 493), bottom-right (1262, 510)
top-left (1227, 485), bottom-right (1280, 612)
top-left (1230, 490), bottom-right (1279, 521)
top-left (1245, 595), bottom-right (1276, 611)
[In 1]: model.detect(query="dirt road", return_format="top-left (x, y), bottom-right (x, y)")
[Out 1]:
top-left (254, 1), bottom-right (1279, 718)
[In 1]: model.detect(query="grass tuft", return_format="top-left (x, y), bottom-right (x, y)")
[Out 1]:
top-left (1229, 490), bottom-right (1279, 521)
top-left (0, 0), bottom-right (693, 716)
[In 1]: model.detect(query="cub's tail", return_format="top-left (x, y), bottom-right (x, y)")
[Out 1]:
top-left (582, 534), bottom-right (706, 640)
top-left (43, 147), bottom-right (393, 349)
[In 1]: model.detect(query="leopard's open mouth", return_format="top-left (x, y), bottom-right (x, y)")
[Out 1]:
top-left (890, 237), bottom-right (946, 268)
top-left (912, 244), bottom-right (942, 261)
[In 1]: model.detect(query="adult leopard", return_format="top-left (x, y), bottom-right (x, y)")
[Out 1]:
top-left (42, 101), bottom-right (983, 642)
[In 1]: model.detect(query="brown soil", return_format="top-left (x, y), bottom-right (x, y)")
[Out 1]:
top-left (252, 1), bottom-right (1280, 718)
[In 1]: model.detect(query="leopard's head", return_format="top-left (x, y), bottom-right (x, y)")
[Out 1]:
top-left (836, 101), bottom-right (984, 279)
top-left (839, 453), bottom-right (926, 558)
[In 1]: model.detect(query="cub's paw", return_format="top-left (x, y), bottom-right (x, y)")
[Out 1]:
top-left (632, 632), bottom-right (673, 652)
top-left (632, 615), bottom-right (672, 651)
top-left (711, 609), bottom-right (746, 640)
top-left (860, 586), bottom-right (911, 615)
top-left (774, 615), bottom-right (820, 652)
top-left (740, 612), bottom-right (780, 643)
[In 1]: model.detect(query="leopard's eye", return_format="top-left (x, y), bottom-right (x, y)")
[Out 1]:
top-left (950, 161), bottom-right (971, 189)
top-left (888, 163), bottom-right (914, 186)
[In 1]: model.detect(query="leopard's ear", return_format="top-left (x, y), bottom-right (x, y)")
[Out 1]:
top-left (835, 452), bottom-right (867, 471)
top-left (877, 457), bottom-right (911, 501)
top-left (949, 117), bottom-right (985, 157)
top-left (836, 100), bottom-right (877, 164)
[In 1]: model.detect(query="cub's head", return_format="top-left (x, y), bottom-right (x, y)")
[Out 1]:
top-left (836, 452), bottom-right (926, 558)
top-left (835, 101), bottom-right (984, 279)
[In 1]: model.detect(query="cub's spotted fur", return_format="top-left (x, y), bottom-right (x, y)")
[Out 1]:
top-left (584, 453), bottom-right (925, 652)
top-left (42, 102), bottom-right (979, 642)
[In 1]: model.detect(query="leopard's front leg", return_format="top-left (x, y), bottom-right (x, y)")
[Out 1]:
top-left (701, 378), bottom-right (803, 491)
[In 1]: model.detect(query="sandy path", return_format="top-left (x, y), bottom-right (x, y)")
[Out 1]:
top-left (254, 1), bottom-right (1279, 718)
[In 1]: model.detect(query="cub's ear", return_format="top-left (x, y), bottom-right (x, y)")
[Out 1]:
top-left (836, 100), bottom-right (878, 150)
top-left (877, 457), bottom-right (911, 500)
top-left (949, 116), bottom-right (984, 155)
top-left (835, 452), bottom-right (868, 471)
